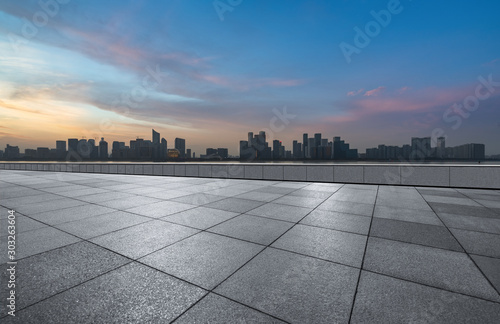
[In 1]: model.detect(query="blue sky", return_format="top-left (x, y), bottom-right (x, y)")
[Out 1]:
top-left (1, 0), bottom-right (499, 155)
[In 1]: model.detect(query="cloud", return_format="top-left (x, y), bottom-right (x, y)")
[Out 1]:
top-left (347, 88), bottom-right (364, 96)
top-left (363, 86), bottom-right (386, 97)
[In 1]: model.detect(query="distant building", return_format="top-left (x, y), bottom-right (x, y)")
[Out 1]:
top-left (5, 144), bottom-right (20, 160)
top-left (56, 141), bottom-right (66, 159)
top-left (36, 147), bottom-right (50, 159)
top-left (206, 148), bottom-right (217, 156)
top-left (217, 148), bottom-right (228, 159)
top-left (437, 137), bottom-right (446, 158)
top-left (186, 148), bottom-right (191, 159)
top-left (25, 149), bottom-right (37, 159)
top-left (99, 137), bottom-right (108, 160)
top-left (411, 137), bottom-right (431, 159)
top-left (161, 138), bottom-right (167, 160)
top-left (167, 149), bottom-right (180, 159)
top-left (175, 138), bottom-right (186, 158)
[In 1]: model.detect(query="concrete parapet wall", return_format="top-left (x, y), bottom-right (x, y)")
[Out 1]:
top-left (1, 162), bottom-right (499, 189)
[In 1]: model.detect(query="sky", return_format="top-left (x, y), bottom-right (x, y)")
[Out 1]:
top-left (1, 0), bottom-right (500, 156)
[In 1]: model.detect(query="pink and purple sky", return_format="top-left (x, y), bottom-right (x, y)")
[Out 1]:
top-left (1, 0), bottom-right (500, 156)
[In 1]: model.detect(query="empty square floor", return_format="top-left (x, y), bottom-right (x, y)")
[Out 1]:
top-left (1, 170), bottom-right (499, 323)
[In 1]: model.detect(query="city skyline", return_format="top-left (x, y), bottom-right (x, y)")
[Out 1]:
top-left (1, 129), bottom-right (489, 161)
top-left (1, 1), bottom-right (500, 155)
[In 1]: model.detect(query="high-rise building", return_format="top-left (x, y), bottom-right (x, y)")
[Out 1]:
top-left (217, 148), bottom-right (228, 159)
top-left (56, 141), bottom-right (66, 159)
top-left (186, 148), bottom-right (191, 159)
top-left (437, 137), bottom-right (446, 159)
top-left (411, 137), bottom-right (431, 159)
top-left (302, 133), bottom-right (308, 158)
top-left (161, 138), bottom-right (168, 160)
top-left (272, 140), bottom-right (281, 159)
top-left (293, 140), bottom-right (302, 159)
top-left (248, 132), bottom-right (254, 147)
top-left (4, 144), bottom-right (20, 159)
top-left (175, 138), bottom-right (186, 158)
top-left (206, 148), bottom-right (217, 156)
top-left (99, 137), bottom-right (108, 160)
top-left (77, 139), bottom-right (91, 159)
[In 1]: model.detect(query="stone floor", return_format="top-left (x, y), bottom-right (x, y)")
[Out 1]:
top-left (0, 170), bottom-right (499, 323)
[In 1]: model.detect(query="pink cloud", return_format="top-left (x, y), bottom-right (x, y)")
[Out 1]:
top-left (363, 86), bottom-right (386, 97)
top-left (347, 89), bottom-right (364, 96)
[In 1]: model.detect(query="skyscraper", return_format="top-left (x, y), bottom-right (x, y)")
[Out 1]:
top-left (437, 136), bottom-right (446, 159)
top-left (161, 138), bottom-right (167, 160)
top-left (186, 148), bottom-right (191, 159)
top-left (302, 133), bottom-right (308, 158)
top-left (152, 129), bottom-right (160, 160)
top-left (175, 138), bottom-right (186, 158)
top-left (411, 137), bottom-right (431, 159)
top-left (99, 137), bottom-right (108, 160)
top-left (56, 140), bottom-right (66, 159)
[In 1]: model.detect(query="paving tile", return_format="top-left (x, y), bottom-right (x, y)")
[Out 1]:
top-left (96, 195), bottom-right (161, 209)
top-left (233, 191), bottom-right (284, 202)
top-left (163, 207), bottom-right (239, 230)
top-left (422, 195), bottom-right (482, 207)
top-left (476, 199), bottom-right (500, 209)
top-left (171, 193), bottom-right (226, 205)
top-left (373, 205), bottom-right (443, 226)
top-left (428, 201), bottom-right (500, 219)
top-left (439, 213), bottom-right (500, 235)
top-left (14, 262), bottom-right (206, 323)
top-left (287, 189), bottom-right (332, 199)
top-left (0, 193), bottom-right (62, 209)
top-left (0, 241), bottom-right (128, 315)
top-left (351, 271), bottom-right (500, 324)
top-left (246, 203), bottom-right (312, 222)
top-left (77, 191), bottom-right (136, 203)
top-left (55, 211), bottom-right (150, 239)
top-left (300, 209), bottom-right (371, 235)
top-left (91, 220), bottom-right (199, 259)
top-left (376, 196), bottom-right (432, 211)
top-left (328, 190), bottom-right (377, 205)
top-left (417, 187), bottom-right (466, 198)
top-left (143, 189), bottom-right (193, 200)
top-left (272, 224), bottom-right (367, 267)
top-left (204, 198), bottom-right (265, 214)
top-left (470, 255), bottom-right (500, 293)
top-left (209, 214), bottom-right (294, 245)
top-left (364, 237), bottom-right (500, 301)
top-left (302, 183), bottom-right (342, 192)
top-left (14, 198), bottom-right (87, 216)
top-left (57, 187), bottom-right (110, 198)
top-left (175, 293), bottom-right (286, 323)
top-left (318, 200), bottom-right (374, 217)
top-left (205, 187), bottom-right (251, 197)
top-left (450, 228), bottom-right (500, 258)
top-left (272, 195), bottom-right (326, 208)
top-left (0, 188), bottom-right (45, 199)
top-left (126, 201), bottom-right (196, 218)
top-left (370, 218), bottom-right (463, 251)
top-left (0, 227), bottom-right (80, 263)
top-left (140, 232), bottom-right (263, 289)
top-left (0, 215), bottom-right (47, 237)
top-left (29, 204), bottom-right (116, 225)
top-left (215, 248), bottom-right (359, 324)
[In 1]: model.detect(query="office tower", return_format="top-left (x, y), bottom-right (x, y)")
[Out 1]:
top-left (272, 140), bottom-right (281, 159)
top-left (56, 140), bottom-right (66, 159)
top-left (411, 137), bottom-right (431, 159)
top-left (175, 138), bottom-right (186, 158)
top-left (217, 148), bottom-right (228, 159)
top-left (307, 138), bottom-right (315, 159)
top-left (248, 132), bottom-right (254, 147)
top-left (77, 139), bottom-right (91, 159)
top-left (279, 146), bottom-right (285, 159)
top-left (259, 131), bottom-right (266, 144)
top-left (186, 148), bottom-right (191, 159)
top-left (36, 147), bottom-right (50, 159)
top-left (293, 140), bottom-right (301, 159)
top-left (67, 138), bottom-right (78, 154)
top-left (206, 148), bottom-right (217, 156)
top-left (437, 137), bottom-right (446, 159)
top-left (5, 145), bottom-right (20, 159)
top-left (99, 137), bottom-right (108, 160)
top-left (161, 138), bottom-right (168, 160)
top-left (240, 140), bottom-right (249, 159)
top-left (152, 129), bottom-right (160, 144)
top-left (314, 133), bottom-right (322, 148)
top-left (302, 133), bottom-right (308, 158)
top-left (321, 139), bottom-right (328, 147)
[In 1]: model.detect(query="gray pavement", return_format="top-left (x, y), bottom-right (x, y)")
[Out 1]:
top-left (0, 170), bottom-right (499, 323)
